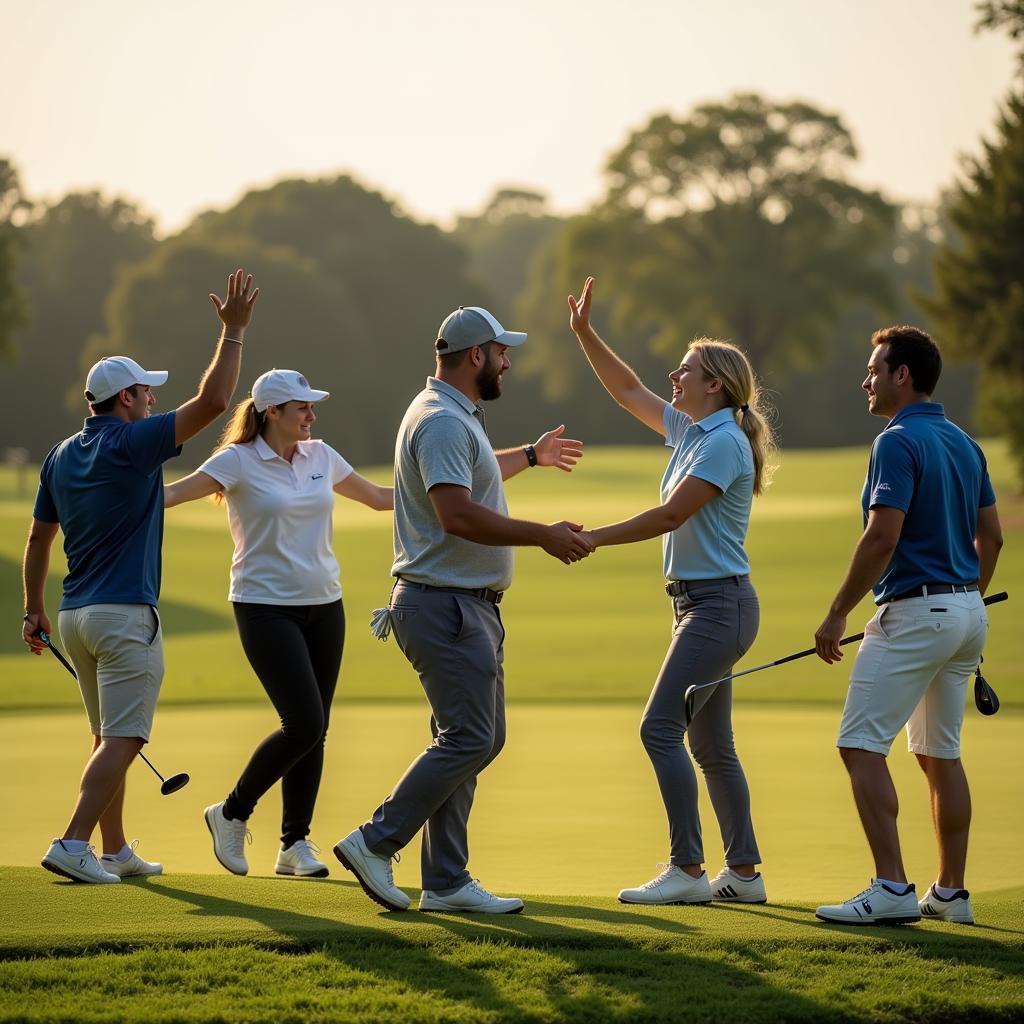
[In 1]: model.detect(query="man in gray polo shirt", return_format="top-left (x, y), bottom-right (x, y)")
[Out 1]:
top-left (335, 305), bottom-right (592, 914)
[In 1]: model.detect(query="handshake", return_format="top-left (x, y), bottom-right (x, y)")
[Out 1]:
top-left (540, 521), bottom-right (597, 564)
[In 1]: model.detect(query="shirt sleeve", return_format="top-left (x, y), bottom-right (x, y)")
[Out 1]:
top-left (975, 446), bottom-right (997, 508)
top-left (198, 446), bottom-right (243, 492)
top-left (32, 450), bottom-right (59, 523)
top-left (663, 403), bottom-right (691, 448)
top-left (413, 415), bottom-right (478, 491)
top-left (125, 412), bottom-right (181, 474)
top-left (683, 429), bottom-right (748, 493)
top-left (866, 432), bottom-right (916, 512)
top-left (325, 444), bottom-right (354, 486)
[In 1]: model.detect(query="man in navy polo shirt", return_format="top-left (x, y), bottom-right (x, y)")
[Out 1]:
top-left (22, 269), bottom-right (258, 884)
top-left (812, 325), bottom-right (1003, 926)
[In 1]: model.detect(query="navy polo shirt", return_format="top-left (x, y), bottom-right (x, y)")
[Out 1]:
top-left (862, 402), bottom-right (995, 603)
top-left (33, 413), bottom-right (181, 610)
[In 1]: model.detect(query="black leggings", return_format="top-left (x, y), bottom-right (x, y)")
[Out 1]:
top-left (224, 600), bottom-right (345, 847)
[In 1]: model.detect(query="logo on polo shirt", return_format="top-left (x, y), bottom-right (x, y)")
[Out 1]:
top-left (876, 482), bottom-right (891, 492)
top-left (311, 473), bottom-right (324, 480)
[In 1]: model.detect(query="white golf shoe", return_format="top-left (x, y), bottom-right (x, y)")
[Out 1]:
top-left (333, 828), bottom-right (410, 911)
top-left (816, 880), bottom-right (921, 925)
top-left (918, 884), bottom-right (975, 924)
top-left (41, 839), bottom-right (120, 884)
top-left (709, 867), bottom-right (767, 904)
top-left (618, 865), bottom-right (712, 905)
top-left (419, 879), bottom-right (524, 915)
top-left (101, 840), bottom-right (163, 878)
top-left (275, 839), bottom-right (329, 878)
top-left (204, 801), bottom-right (251, 876)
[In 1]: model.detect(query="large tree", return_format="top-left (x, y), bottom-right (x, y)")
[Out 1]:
top-left (926, 4), bottom-right (1024, 485)
top-left (518, 93), bottom-right (897, 404)
top-left (0, 159), bottom-right (30, 363)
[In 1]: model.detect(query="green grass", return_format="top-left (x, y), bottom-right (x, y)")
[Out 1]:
top-left (1, 442), bottom-right (1021, 710)
top-left (1, 869), bottom-right (1022, 1023)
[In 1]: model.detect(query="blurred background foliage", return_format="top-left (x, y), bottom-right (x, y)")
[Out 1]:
top-left (3, 4), bottom-right (1022, 484)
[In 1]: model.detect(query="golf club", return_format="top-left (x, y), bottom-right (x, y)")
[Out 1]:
top-left (35, 629), bottom-right (191, 795)
top-left (683, 590), bottom-right (1009, 722)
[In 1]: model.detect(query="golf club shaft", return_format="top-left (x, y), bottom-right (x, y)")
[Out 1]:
top-left (36, 629), bottom-right (176, 787)
top-left (686, 589), bottom-right (1008, 699)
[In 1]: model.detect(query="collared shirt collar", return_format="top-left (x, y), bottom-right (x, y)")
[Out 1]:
top-left (253, 434), bottom-right (309, 462)
top-left (886, 401), bottom-right (945, 430)
top-left (82, 415), bottom-right (121, 432)
top-left (426, 376), bottom-right (483, 417)
top-left (693, 407), bottom-right (737, 433)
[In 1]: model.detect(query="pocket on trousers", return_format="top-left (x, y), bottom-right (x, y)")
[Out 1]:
top-left (390, 603), bottom-right (420, 623)
top-left (146, 607), bottom-right (161, 647)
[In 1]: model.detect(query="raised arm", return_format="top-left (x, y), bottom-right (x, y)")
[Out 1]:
top-left (164, 471), bottom-right (223, 508)
top-left (568, 276), bottom-right (668, 436)
top-left (334, 471), bottom-right (394, 511)
top-left (174, 269), bottom-right (260, 447)
top-left (495, 424), bottom-right (584, 481)
top-left (975, 504), bottom-right (1003, 594)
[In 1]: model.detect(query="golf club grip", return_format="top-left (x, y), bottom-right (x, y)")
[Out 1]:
top-left (36, 630), bottom-right (79, 679)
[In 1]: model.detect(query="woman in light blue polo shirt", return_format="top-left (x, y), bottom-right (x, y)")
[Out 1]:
top-left (568, 277), bottom-right (776, 907)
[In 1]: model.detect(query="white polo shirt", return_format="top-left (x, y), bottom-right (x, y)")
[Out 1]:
top-left (199, 436), bottom-right (353, 605)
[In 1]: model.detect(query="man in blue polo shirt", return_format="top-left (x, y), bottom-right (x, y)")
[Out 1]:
top-left (813, 325), bottom-right (1003, 926)
top-left (22, 269), bottom-right (258, 884)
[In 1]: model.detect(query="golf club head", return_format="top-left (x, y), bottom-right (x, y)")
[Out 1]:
top-left (683, 685), bottom-right (697, 725)
top-left (974, 673), bottom-right (1000, 716)
top-left (160, 773), bottom-right (190, 795)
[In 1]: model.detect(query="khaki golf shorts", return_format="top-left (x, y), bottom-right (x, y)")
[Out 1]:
top-left (837, 591), bottom-right (988, 759)
top-left (57, 604), bottom-right (164, 741)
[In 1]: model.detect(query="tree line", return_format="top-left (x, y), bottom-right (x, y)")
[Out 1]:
top-left (2, 4), bottom-right (1021, 483)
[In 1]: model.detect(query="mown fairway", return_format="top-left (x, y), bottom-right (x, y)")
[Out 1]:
top-left (0, 443), bottom-right (1021, 1022)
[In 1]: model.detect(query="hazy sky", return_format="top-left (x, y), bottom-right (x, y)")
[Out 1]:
top-left (1, 0), bottom-right (1016, 233)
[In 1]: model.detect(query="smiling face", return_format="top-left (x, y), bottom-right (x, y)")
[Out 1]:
top-left (476, 342), bottom-right (510, 402)
top-left (266, 400), bottom-right (317, 442)
top-left (862, 344), bottom-right (902, 418)
top-left (124, 384), bottom-right (155, 421)
top-left (668, 352), bottom-right (717, 416)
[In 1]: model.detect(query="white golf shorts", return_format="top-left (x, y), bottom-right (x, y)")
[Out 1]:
top-left (57, 603), bottom-right (164, 741)
top-left (837, 591), bottom-right (988, 759)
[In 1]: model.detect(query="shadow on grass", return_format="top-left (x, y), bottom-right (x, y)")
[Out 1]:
top-left (127, 880), bottom-right (838, 1022)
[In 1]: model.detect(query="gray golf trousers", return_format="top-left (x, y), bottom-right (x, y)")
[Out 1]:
top-left (643, 575), bottom-right (761, 867)
top-left (361, 582), bottom-right (505, 894)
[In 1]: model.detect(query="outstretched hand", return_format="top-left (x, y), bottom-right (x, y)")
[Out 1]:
top-left (534, 425), bottom-right (584, 473)
top-left (541, 521), bottom-right (595, 564)
top-left (567, 276), bottom-right (594, 334)
top-left (209, 268), bottom-right (259, 333)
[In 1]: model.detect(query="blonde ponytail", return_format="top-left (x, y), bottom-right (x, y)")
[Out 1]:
top-left (689, 339), bottom-right (777, 496)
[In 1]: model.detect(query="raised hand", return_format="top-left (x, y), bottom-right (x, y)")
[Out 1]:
top-left (209, 268), bottom-right (259, 334)
top-left (541, 521), bottom-right (595, 564)
top-left (534, 424), bottom-right (584, 473)
top-left (567, 276), bottom-right (595, 335)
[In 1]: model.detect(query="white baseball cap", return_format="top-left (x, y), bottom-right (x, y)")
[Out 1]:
top-left (251, 369), bottom-right (330, 413)
top-left (85, 356), bottom-right (169, 404)
top-left (435, 306), bottom-right (528, 354)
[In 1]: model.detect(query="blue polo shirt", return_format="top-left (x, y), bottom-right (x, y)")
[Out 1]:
top-left (33, 413), bottom-right (181, 610)
top-left (662, 404), bottom-right (754, 580)
top-left (862, 402), bottom-right (995, 603)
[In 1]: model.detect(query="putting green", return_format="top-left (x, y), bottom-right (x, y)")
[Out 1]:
top-left (3, 703), bottom-right (1020, 899)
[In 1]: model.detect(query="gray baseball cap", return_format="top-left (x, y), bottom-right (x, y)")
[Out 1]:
top-left (85, 356), bottom-right (168, 403)
top-left (435, 306), bottom-right (527, 354)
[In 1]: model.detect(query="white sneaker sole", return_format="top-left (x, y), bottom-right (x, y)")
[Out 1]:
top-left (41, 857), bottom-right (119, 884)
top-left (712, 894), bottom-right (767, 904)
top-left (418, 899), bottom-right (524, 915)
top-left (204, 807), bottom-right (248, 876)
top-left (333, 840), bottom-right (408, 912)
top-left (617, 895), bottom-right (712, 906)
top-left (275, 865), bottom-right (330, 879)
top-left (815, 910), bottom-right (921, 926)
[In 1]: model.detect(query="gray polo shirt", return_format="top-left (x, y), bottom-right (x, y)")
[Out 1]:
top-left (391, 377), bottom-right (513, 590)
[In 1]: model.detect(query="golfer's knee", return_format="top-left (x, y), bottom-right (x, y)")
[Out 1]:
top-left (282, 708), bottom-right (326, 750)
top-left (640, 714), bottom-right (679, 754)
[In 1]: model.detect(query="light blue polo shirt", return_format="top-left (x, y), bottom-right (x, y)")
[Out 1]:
top-left (661, 404), bottom-right (754, 580)
top-left (862, 402), bottom-right (996, 603)
top-left (33, 412), bottom-right (181, 609)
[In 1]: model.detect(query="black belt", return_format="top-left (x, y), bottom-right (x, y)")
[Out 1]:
top-left (880, 582), bottom-right (979, 605)
top-left (665, 575), bottom-right (748, 597)
top-left (396, 579), bottom-right (504, 605)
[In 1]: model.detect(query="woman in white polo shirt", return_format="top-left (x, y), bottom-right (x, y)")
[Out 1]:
top-left (568, 277), bottom-right (777, 908)
top-left (165, 369), bottom-right (392, 879)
